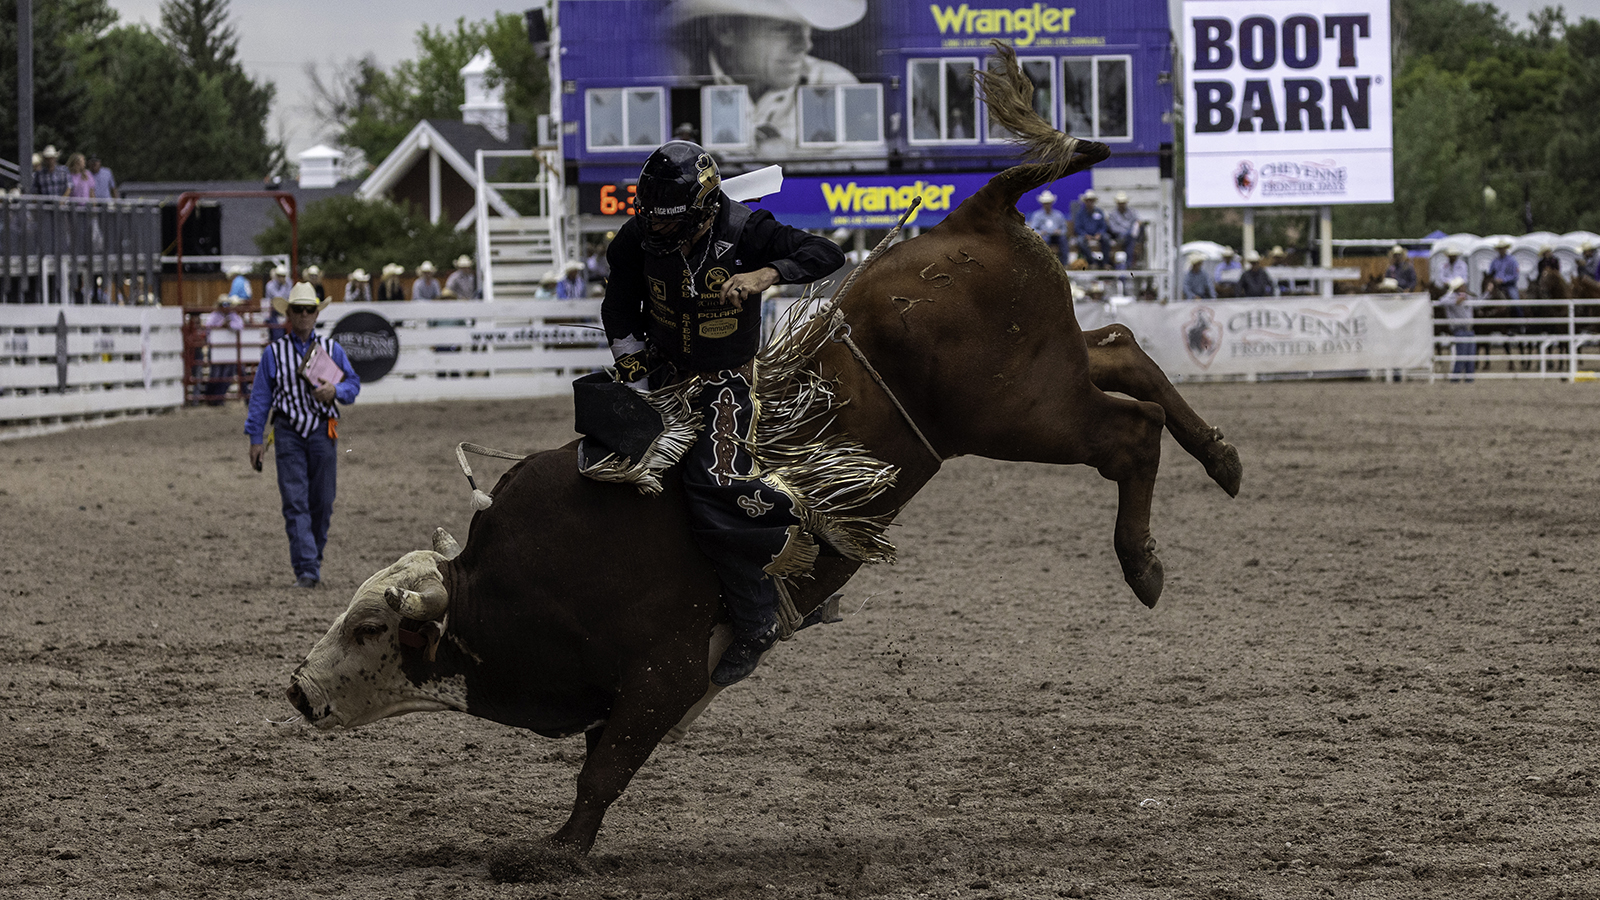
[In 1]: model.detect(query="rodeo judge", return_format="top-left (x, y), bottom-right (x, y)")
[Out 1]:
top-left (245, 282), bottom-right (361, 588)
top-left (601, 140), bottom-right (844, 685)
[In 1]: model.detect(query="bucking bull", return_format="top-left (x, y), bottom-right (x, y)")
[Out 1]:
top-left (286, 43), bottom-right (1243, 855)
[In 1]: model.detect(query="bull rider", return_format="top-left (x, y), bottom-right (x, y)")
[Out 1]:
top-left (601, 140), bottom-right (845, 685)
top-left (245, 282), bottom-right (361, 588)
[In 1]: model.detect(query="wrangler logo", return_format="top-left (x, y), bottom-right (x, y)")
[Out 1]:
top-left (930, 3), bottom-right (1078, 46)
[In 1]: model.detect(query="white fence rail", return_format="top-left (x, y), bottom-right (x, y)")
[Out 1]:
top-left (1429, 297), bottom-right (1600, 381)
top-left (1, 305), bottom-right (186, 436)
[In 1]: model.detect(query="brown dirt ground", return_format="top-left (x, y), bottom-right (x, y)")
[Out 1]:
top-left (4, 380), bottom-right (1600, 900)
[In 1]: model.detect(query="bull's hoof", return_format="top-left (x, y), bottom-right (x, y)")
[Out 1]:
top-left (1203, 436), bottom-right (1243, 498)
top-left (487, 840), bottom-right (591, 883)
top-left (1118, 542), bottom-right (1164, 609)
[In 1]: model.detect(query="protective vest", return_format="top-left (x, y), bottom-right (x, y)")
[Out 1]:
top-left (267, 333), bottom-right (341, 438)
top-left (639, 202), bottom-right (756, 371)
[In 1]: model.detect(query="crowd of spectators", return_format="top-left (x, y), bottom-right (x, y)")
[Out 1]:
top-left (26, 145), bottom-right (118, 198)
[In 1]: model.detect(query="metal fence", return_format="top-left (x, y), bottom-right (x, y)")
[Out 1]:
top-left (0, 195), bottom-right (163, 305)
top-left (1430, 298), bottom-right (1600, 381)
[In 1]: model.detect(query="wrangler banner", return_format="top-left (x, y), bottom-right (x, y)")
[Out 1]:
top-left (1076, 294), bottom-right (1431, 378)
top-left (1181, 0), bottom-right (1393, 206)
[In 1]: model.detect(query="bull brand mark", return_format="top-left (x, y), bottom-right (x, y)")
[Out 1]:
top-left (1190, 14), bottom-right (1374, 134)
top-left (709, 387), bottom-right (742, 486)
top-left (929, 3), bottom-right (1078, 46)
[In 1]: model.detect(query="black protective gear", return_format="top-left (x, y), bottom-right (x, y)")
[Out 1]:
top-left (635, 141), bottom-right (722, 255)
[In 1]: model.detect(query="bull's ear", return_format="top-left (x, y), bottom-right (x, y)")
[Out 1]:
top-left (432, 527), bottom-right (461, 559)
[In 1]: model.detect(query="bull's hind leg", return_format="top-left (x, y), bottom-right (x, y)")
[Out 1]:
top-left (1084, 325), bottom-right (1243, 497)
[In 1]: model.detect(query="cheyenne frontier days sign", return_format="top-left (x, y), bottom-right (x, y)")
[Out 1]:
top-left (1181, 0), bottom-right (1393, 206)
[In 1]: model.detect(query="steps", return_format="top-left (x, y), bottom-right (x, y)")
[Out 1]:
top-left (485, 215), bottom-right (558, 299)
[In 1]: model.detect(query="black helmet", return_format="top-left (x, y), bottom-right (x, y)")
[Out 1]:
top-left (635, 141), bottom-right (721, 255)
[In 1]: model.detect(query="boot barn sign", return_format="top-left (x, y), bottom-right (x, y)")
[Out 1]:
top-left (1182, 0), bottom-right (1392, 207)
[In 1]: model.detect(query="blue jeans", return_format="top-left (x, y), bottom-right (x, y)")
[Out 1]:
top-left (274, 423), bottom-right (337, 580)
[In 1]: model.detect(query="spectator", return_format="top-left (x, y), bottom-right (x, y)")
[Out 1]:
top-left (412, 261), bottom-right (441, 300)
top-left (534, 269), bottom-right (559, 298)
top-left (1071, 189), bottom-right (1109, 267)
top-left (203, 293), bottom-right (246, 405)
top-left (556, 261), bottom-right (588, 299)
top-left (1437, 276), bottom-right (1474, 381)
top-left (303, 265), bottom-right (327, 300)
top-left (1212, 246), bottom-right (1241, 284)
top-left (87, 155), bottom-right (117, 198)
top-left (1106, 192), bottom-right (1141, 268)
top-left (1535, 245), bottom-right (1561, 284)
top-left (445, 254), bottom-right (479, 299)
top-left (227, 265), bottom-right (252, 302)
top-left (1580, 242), bottom-right (1600, 281)
top-left (1026, 190), bottom-right (1068, 266)
top-left (1433, 244), bottom-right (1468, 289)
top-left (344, 269), bottom-right (371, 303)
top-left (1383, 245), bottom-right (1417, 291)
top-left (376, 263), bottom-right (406, 302)
top-left (585, 240), bottom-right (611, 283)
top-left (1182, 254), bottom-right (1215, 300)
top-left (1237, 250), bottom-right (1275, 297)
top-left (1268, 245), bottom-right (1291, 294)
top-left (262, 265), bottom-right (291, 338)
top-left (34, 145), bottom-right (68, 197)
top-left (65, 153), bottom-right (94, 199)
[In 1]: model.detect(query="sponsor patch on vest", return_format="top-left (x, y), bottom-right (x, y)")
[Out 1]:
top-left (706, 267), bottom-right (730, 292)
top-left (699, 317), bottom-right (739, 339)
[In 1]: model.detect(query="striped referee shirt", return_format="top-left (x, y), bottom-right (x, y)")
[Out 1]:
top-left (244, 333), bottom-right (360, 442)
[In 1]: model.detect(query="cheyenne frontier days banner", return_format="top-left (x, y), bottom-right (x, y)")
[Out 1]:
top-left (1181, 0), bottom-right (1393, 207)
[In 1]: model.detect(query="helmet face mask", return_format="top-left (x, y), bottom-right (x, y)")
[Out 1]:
top-left (636, 141), bottom-right (722, 256)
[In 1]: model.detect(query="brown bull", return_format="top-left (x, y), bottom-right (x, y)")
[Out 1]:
top-left (286, 42), bottom-right (1241, 856)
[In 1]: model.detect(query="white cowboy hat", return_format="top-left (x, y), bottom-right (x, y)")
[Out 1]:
top-left (1539, 245), bottom-right (1553, 255)
top-left (1379, 277), bottom-right (1399, 291)
top-left (1443, 244), bottom-right (1462, 256)
top-left (40, 145), bottom-right (58, 159)
top-left (417, 260), bottom-right (436, 274)
top-left (1389, 244), bottom-right (1405, 256)
top-left (273, 281), bottom-right (329, 315)
top-left (304, 264), bottom-right (323, 278)
top-left (1494, 237), bottom-right (1512, 249)
top-left (348, 268), bottom-right (370, 283)
top-left (1581, 241), bottom-right (1597, 253)
top-left (1269, 245), bottom-right (1285, 256)
top-left (1447, 277), bottom-right (1466, 291)
top-left (382, 263), bottom-right (405, 277)
top-left (216, 293), bottom-right (241, 307)
top-left (1036, 190), bottom-right (1056, 204)
top-left (1186, 254), bottom-right (1204, 266)
top-left (1114, 191), bottom-right (1129, 203)
top-left (227, 264), bottom-right (248, 276)
top-left (1244, 250), bottom-right (1262, 262)
top-left (665, 0), bottom-right (866, 30)
top-left (564, 261), bottom-right (585, 275)
top-left (539, 269), bottom-right (559, 285)
top-left (1222, 246), bottom-right (1236, 257)
top-left (1080, 189), bottom-right (1097, 201)
top-left (453, 255), bottom-right (474, 269)
top-left (270, 265), bottom-right (288, 277)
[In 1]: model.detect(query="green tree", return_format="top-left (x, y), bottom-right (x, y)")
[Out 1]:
top-left (0, 0), bottom-right (117, 159)
top-left (151, 0), bottom-right (281, 178)
top-left (253, 194), bottom-right (474, 278)
top-left (312, 12), bottom-right (549, 171)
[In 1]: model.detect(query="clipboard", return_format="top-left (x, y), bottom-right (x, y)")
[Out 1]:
top-left (299, 343), bottom-right (345, 388)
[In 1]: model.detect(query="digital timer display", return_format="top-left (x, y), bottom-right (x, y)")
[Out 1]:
top-left (579, 182), bottom-right (639, 217)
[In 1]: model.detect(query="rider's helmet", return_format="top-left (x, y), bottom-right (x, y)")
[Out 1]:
top-left (635, 141), bottom-right (721, 256)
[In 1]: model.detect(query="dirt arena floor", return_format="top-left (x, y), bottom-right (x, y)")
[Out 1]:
top-left (4, 380), bottom-right (1599, 899)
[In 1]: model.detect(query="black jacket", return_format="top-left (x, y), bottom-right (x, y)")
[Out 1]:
top-left (603, 194), bottom-right (844, 372)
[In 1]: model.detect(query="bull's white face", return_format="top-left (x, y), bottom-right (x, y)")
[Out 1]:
top-left (286, 550), bottom-right (467, 729)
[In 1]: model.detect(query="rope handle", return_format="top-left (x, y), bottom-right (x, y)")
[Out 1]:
top-left (455, 442), bottom-right (528, 510)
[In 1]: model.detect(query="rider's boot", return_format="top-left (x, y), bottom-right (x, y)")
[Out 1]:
top-left (711, 572), bottom-right (780, 686)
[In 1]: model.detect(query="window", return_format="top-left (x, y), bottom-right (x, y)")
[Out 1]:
top-left (585, 87), bottom-right (664, 151)
top-left (909, 58), bottom-right (978, 144)
top-left (799, 84), bottom-right (884, 146)
top-left (1061, 55), bottom-right (1132, 141)
top-left (987, 56), bottom-right (1056, 140)
top-left (702, 86), bottom-right (749, 149)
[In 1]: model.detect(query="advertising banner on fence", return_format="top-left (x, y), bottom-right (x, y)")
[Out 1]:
top-left (1182, 0), bottom-right (1392, 207)
top-left (1076, 294), bottom-right (1431, 377)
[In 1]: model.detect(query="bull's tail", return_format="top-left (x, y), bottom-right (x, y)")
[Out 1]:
top-left (971, 41), bottom-right (1110, 211)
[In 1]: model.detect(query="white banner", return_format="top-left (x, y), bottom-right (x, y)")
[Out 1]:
top-left (1077, 294), bottom-right (1432, 378)
top-left (1182, 0), bottom-right (1393, 206)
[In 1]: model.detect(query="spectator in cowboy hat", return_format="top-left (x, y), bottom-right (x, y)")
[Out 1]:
top-left (1433, 243), bottom-right (1469, 290)
top-left (227, 264), bottom-right (253, 302)
top-left (1071, 189), bottom-right (1108, 266)
top-left (1237, 249), bottom-right (1275, 297)
top-left (412, 260), bottom-right (441, 300)
top-left (534, 269), bottom-right (559, 298)
top-left (1212, 245), bottom-right (1241, 285)
top-left (1383, 244), bottom-right (1417, 291)
top-left (303, 264), bottom-right (326, 300)
top-left (245, 281), bottom-right (361, 589)
top-left (445, 254), bottom-right (479, 300)
top-left (343, 268), bottom-right (371, 303)
top-left (1487, 237), bottom-right (1519, 300)
top-left (1106, 191), bottom-right (1141, 268)
top-left (1580, 242), bottom-right (1600, 281)
top-left (34, 145), bottom-right (68, 196)
top-left (1182, 253), bottom-right (1215, 300)
top-left (376, 263), bottom-right (406, 302)
top-left (556, 260), bottom-right (588, 299)
top-left (1438, 275), bottom-right (1474, 381)
top-left (1026, 189), bottom-right (1068, 266)
top-left (203, 293), bottom-right (247, 404)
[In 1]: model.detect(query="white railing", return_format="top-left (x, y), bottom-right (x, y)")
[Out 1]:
top-left (1430, 298), bottom-right (1600, 381)
top-left (0, 304), bottom-right (185, 436)
top-left (474, 148), bottom-right (565, 300)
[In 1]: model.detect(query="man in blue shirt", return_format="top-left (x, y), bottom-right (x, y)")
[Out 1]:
top-left (1182, 254), bottom-right (1216, 300)
top-left (1025, 189), bottom-right (1068, 266)
top-left (1487, 238), bottom-right (1520, 299)
top-left (245, 283), bottom-right (361, 588)
top-left (1071, 189), bottom-right (1109, 267)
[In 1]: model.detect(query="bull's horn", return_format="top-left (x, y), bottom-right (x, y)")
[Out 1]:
top-left (385, 582), bottom-right (449, 621)
top-left (432, 527), bottom-right (461, 559)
